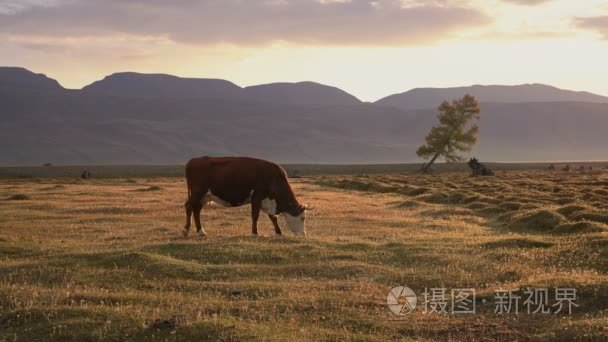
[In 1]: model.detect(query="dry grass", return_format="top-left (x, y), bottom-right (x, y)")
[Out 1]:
top-left (1, 171), bottom-right (608, 340)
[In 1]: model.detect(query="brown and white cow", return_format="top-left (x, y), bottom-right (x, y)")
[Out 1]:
top-left (183, 156), bottom-right (308, 237)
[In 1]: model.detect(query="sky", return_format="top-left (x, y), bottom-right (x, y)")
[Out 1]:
top-left (1, 0), bottom-right (607, 101)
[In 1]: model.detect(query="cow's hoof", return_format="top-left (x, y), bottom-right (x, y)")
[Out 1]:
top-left (252, 233), bottom-right (259, 238)
top-left (182, 229), bottom-right (190, 237)
top-left (197, 230), bottom-right (207, 238)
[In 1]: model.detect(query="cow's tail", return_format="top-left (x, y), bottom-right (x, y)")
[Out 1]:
top-left (186, 181), bottom-right (191, 201)
top-left (185, 162), bottom-right (192, 202)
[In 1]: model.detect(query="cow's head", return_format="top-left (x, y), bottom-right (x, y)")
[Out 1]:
top-left (283, 204), bottom-right (310, 236)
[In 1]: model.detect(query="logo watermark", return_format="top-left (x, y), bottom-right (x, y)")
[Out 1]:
top-left (387, 286), bottom-right (578, 315)
top-left (386, 286), bottom-right (417, 315)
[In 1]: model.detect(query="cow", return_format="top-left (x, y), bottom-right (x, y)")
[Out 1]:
top-left (183, 156), bottom-right (309, 237)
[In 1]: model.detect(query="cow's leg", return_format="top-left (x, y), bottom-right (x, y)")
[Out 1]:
top-left (268, 214), bottom-right (282, 235)
top-left (251, 200), bottom-right (261, 236)
top-left (190, 192), bottom-right (206, 237)
top-left (183, 199), bottom-right (193, 237)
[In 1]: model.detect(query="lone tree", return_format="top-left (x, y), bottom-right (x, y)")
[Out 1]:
top-left (417, 94), bottom-right (480, 173)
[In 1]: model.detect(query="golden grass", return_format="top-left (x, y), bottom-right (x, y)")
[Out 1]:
top-left (1, 171), bottom-right (608, 340)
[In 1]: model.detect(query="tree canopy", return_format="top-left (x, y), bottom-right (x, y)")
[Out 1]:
top-left (417, 94), bottom-right (480, 172)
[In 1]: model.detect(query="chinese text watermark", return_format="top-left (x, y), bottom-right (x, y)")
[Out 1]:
top-left (387, 286), bottom-right (578, 315)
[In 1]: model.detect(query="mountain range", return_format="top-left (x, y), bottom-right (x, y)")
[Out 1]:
top-left (1, 66), bottom-right (607, 165)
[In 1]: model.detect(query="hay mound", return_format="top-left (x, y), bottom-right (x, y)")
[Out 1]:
top-left (466, 202), bottom-right (488, 210)
top-left (331, 179), bottom-right (398, 193)
top-left (509, 210), bottom-right (566, 232)
top-left (447, 192), bottom-right (468, 204)
top-left (418, 191), bottom-right (471, 205)
top-left (498, 202), bottom-right (524, 211)
top-left (571, 212), bottom-right (608, 224)
top-left (477, 206), bottom-right (506, 216)
top-left (461, 195), bottom-right (481, 204)
top-left (520, 204), bottom-right (540, 211)
top-left (425, 207), bottom-right (475, 217)
top-left (406, 187), bottom-right (428, 196)
top-left (553, 221), bottom-right (608, 234)
top-left (498, 211), bottom-right (518, 223)
top-left (555, 198), bottom-right (577, 205)
top-left (556, 205), bottom-right (589, 218)
top-left (417, 192), bottom-right (449, 204)
top-left (593, 189), bottom-right (608, 196)
top-left (483, 238), bottom-right (553, 249)
top-left (393, 200), bottom-right (425, 209)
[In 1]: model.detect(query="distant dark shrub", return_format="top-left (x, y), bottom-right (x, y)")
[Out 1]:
top-left (135, 186), bottom-right (162, 192)
top-left (81, 169), bottom-right (92, 179)
top-left (468, 157), bottom-right (494, 176)
top-left (290, 170), bottom-right (301, 178)
top-left (40, 185), bottom-right (65, 191)
top-left (6, 194), bottom-right (30, 201)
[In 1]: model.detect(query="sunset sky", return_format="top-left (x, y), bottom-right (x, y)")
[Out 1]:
top-left (1, 0), bottom-right (607, 101)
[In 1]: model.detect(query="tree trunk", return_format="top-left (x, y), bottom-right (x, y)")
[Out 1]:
top-left (420, 152), bottom-right (441, 173)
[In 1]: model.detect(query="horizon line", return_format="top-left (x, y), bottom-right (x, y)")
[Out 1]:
top-left (3, 65), bottom-right (608, 103)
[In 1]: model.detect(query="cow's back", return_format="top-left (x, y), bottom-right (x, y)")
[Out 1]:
top-left (185, 157), bottom-right (287, 204)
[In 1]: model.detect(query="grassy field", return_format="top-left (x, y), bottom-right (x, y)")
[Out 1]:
top-left (1, 170), bottom-right (608, 340)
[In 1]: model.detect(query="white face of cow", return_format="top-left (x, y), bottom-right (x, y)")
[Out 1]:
top-left (283, 210), bottom-right (306, 236)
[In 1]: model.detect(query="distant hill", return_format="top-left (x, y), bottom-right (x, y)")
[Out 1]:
top-left (2, 67), bottom-right (608, 165)
top-left (245, 82), bottom-right (361, 106)
top-left (0, 67), bottom-right (63, 90)
top-left (82, 72), bottom-right (248, 101)
top-left (376, 84), bottom-right (608, 111)
top-left (82, 73), bottom-right (363, 107)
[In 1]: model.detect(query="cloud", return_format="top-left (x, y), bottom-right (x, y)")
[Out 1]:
top-left (0, 0), bottom-right (491, 46)
top-left (575, 16), bottom-right (608, 39)
top-left (500, 0), bottom-right (552, 5)
top-left (467, 30), bottom-right (572, 41)
top-left (0, 0), bottom-right (63, 15)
